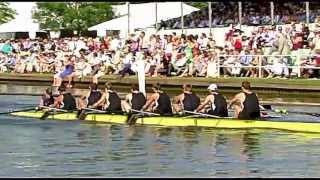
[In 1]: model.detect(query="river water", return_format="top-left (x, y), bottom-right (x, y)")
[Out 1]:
top-left (1, 86), bottom-right (320, 177)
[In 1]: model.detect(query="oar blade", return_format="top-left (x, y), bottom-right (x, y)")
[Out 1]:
top-left (40, 111), bottom-right (51, 120)
top-left (78, 109), bottom-right (87, 121)
top-left (0, 107), bottom-right (37, 115)
top-left (261, 105), bottom-right (272, 110)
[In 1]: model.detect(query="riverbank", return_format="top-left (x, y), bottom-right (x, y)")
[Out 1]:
top-left (0, 73), bottom-right (319, 92)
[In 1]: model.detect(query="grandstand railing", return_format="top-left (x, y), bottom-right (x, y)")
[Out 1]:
top-left (216, 54), bottom-right (320, 78)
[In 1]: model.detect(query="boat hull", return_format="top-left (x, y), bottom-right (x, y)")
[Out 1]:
top-left (10, 111), bottom-right (320, 133)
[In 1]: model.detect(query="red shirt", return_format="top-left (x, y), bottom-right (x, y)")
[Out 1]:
top-left (234, 39), bottom-right (242, 50)
top-left (315, 56), bottom-right (320, 66)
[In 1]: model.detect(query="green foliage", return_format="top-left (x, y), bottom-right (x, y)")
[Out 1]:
top-left (32, 2), bottom-right (114, 33)
top-left (0, 2), bottom-right (17, 24)
top-left (185, 2), bottom-right (208, 10)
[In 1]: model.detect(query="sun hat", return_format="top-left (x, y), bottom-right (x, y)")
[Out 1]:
top-left (208, 84), bottom-right (218, 91)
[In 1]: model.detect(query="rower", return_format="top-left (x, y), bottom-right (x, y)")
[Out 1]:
top-left (121, 84), bottom-right (146, 113)
top-left (89, 82), bottom-right (122, 113)
top-left (142, 83), bottom-right (172, 115)
top-left (173, 84), bottom-right (200, 113)
top-left (228, 81), bottom-right (260, 120)
top-left (39, 87), bottom-right (54, 107)
top-left (51, 85), bottom-right (77, 111)
top-left (78, 83), bottom-right (102, 110)
top-left (195, 84), bottom-right (228, 117)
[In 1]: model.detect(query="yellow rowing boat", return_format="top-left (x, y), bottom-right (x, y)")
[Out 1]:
top-left (10, 110), bottom-right (320, 133)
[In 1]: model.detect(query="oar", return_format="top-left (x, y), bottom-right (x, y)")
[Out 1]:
top-left (83, 108), bottom-right (106, 113)
top-left (0, 107), bottom-right (37, 115)
top-left (127, 109), bottom-right (160, 125)
top-left (260, 105), bottom-right (320, 117)
top-left (130, 109), bottom-right (160, 116)
top-left (39, 106), bottom-right (68, 120)
top-left (183, 110), bottom-right (232, 119)
top-left (275, 109), bottom-right (320, 117)
top-left (39, 106), bottom-right (68, 112)
top-left (76, 107), bottom-right (107, 121)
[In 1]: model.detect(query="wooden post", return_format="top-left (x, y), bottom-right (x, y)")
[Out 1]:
top-left (306, 1), bottom-right (310, 25)
top-left (258, 56), bottom-right (262, 78)
top-left (181, 2), bottom-right (184, 34)
top-left (127, 2), bottom-right (130, 36)
top-left (155, 2), bottom-right (158, 32)
top-left (238, 1), bottom-right (242, 29)
top-left (208, 2), bottom-right (212, 34)
top-left (270, 1), bottom-right (274, 25)
top-left (137, 52), bottom-right (146, 96)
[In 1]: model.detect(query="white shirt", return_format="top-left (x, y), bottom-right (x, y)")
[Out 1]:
top-left (165, 43), bottom-right (173, 54)
top-left (110, 38), bottom-right (120, 51)
top-left (198, 37), bottom-right (209, 49)
top-left (75, 40), bottom-right (86, 52)
top-left (68, 40), bottom-right (76, 51)
top-left (123, 54), bottom-right (133, 64)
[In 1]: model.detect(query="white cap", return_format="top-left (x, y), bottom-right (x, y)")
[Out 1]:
top-left (208, 84), bottom-right (218, 91)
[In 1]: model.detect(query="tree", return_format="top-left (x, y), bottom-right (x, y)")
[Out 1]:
top-left (0, 2), bottom-right (17, 24)
top-left (185, 2), bottom-right (208, 10)
top-left (32, 2), bottom-right (114, 34)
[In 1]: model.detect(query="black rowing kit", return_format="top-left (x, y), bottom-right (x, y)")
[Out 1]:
top-left (208, 93), bottom-right (228, 117)
top-left (183, 92), bottom-right (200, 111)
top-left (42, 95), bottom-right (54, 107)
top-left (126, 92), bottom-right (147, 124)
top-left (131, 92), bottom-right (146, 111)
top-left (62, 93), bottom-right (76, 111)
top-left (87, 90), bottom-right (102, 108)
top-left (105, 90), bottom-right (122, 112)
top-left (239, 92), bottom-right (261, 120)
top-left (155, 92), bottom-right (172, 115)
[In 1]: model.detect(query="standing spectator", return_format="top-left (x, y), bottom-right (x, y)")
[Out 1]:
top-left (198, 33), bottom-right (209, 50)
top-left (138, 31), bottom-right (149, 52)
top-left (276, 26), bottom-right (291, 55)
top-left (206, 51), bottom-right (219, 77)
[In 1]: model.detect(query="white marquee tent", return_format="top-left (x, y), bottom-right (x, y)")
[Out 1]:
top-left (0, 2), bottom-right (43, 39)
top-left (89, 2), bottom-right (199, 37)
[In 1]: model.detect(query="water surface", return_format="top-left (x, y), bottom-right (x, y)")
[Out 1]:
top-left (0, 92), bottom-right (320, 177)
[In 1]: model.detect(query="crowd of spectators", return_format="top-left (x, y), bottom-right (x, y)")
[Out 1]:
top-left (158, 2), bottom-right (320, 29)
top-left (0, 23), bottom-right (320, 80)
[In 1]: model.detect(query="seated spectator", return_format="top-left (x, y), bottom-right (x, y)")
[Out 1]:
top-left (206, 51), bottom-right (219, 78)
top-left (119, 51), bottom-right (135, 77)
top-left (270, 55), bottom-right (290, 78)
top-left (239, 49), bottom-right (253, 77)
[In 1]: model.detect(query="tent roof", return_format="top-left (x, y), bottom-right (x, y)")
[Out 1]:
top-left (0, 19), bottom-right (41, 33)
top-left (0, 2), bottom-right (42, 33)
top-left (89, 2), bottom-right (199, 31)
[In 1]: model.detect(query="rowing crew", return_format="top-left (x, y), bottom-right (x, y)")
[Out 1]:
top-left (39, 81), bottom-right (261, 120)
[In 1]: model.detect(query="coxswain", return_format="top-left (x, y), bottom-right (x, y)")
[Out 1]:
top-left (195, 84), bottom-right (228, 117)
top-left (89, 82), bottom-right (122, 113)
top-left (121, 84), bottom-right (146, 113)
top-left (142, 83), bottom-right (172, 115)
top-left (39, 87), bottom-right (54, 107)
top-left (228, 81), bottom-right (261, 119)
top-left (173, 84), bottom-right (200, 113)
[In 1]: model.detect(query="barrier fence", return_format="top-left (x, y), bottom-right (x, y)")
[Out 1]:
top-left (1, 50), bottom-right (319, 79)
top-left (214, 54), bottom-right (320, 78)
